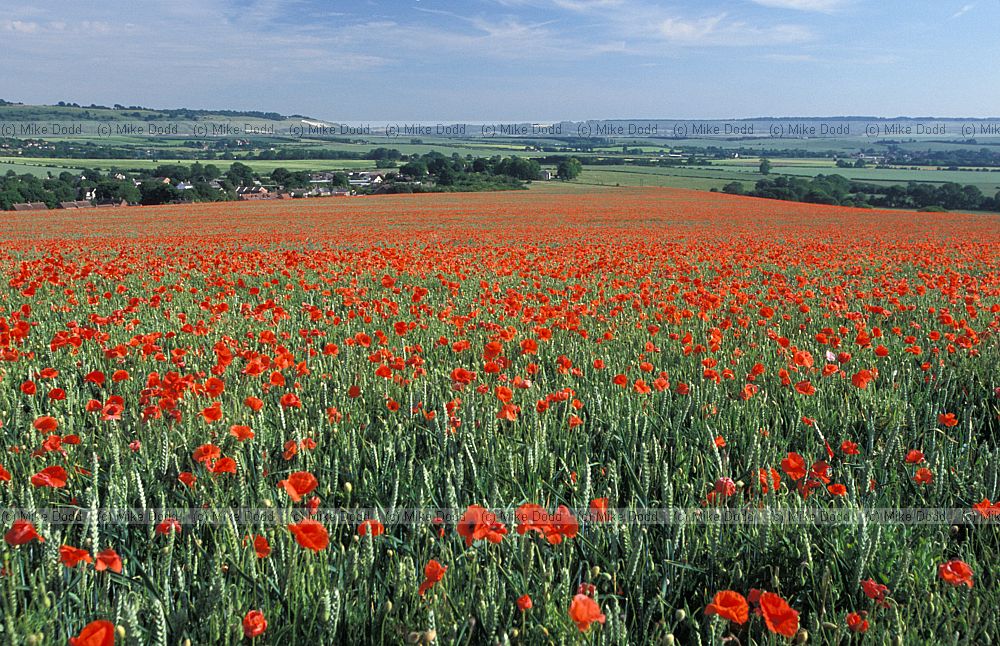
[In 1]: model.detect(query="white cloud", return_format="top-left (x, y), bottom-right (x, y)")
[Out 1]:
top-left (550, 0), bottom-right (625, 10)
top-left (951, 4), bottom-right (974, 18)
top-left (763, 53), bottom-right (818, 61)
top-left (1, 20), bottom-right (40, 33)
top-left (654, 13), bottom-right (813, 46)
top-left (750, 0), bottom-right (848, 13)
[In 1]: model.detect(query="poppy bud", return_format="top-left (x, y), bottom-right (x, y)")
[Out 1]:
top-left (590, 566), bottom-right (601, 578)
top-left (43, 596), bottom-right (51, 609)
top-left (665, 635), bottom-right (675, 645)
top-left (406, 632), bottom-right (421, 644)
top-left (794, 629), bottom-right (809, 644)
top-left (674, 609), bottom-right (686, 622)
top-left (387, 549), bottom-right (395, 558)
top-left (26, 635), bottom-right (40, 646)
top-left (385, 600), bottom-right (393, 613)
top-left (950, 525), bottom-right (960, 537)
top-left (511, 629), bottom-right (519, 639)
top-left (182, 639), bottom-right (191, 646)
top-left (822, 622), bottom-right (837, 630)
top-left (263, 499), bottom-right (273, 508)
top-left (423, 629), bottom-right (436, 643)
top-left (890, 636), bottom-right (903, 646)
top-left (344, 481), bottom-right (353, 494)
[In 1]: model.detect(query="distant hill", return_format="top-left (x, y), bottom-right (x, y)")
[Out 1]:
top-left (0, 100), bottom-right (311, 122)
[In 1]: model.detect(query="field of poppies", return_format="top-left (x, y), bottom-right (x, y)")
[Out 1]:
top-left (0, 187), bottom-right (997, 645)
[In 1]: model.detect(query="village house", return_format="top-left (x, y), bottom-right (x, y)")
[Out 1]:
top-left (236, 185), bottom-right (270, 200)
top-left (347, 172), bottom-right (385, 187)
top-left (12, 202), bottom-right (49, 211)
top-left (59, 200), bottom-right (96, 209)
top-left (95, 198), bottom-right (129, 208)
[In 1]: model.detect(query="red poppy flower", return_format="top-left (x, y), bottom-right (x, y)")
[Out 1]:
top-left (938, 559), bottom-right (974, 588)
top-left (278, 471), bottom-right (318, 502)
top-left (358, 519), bottom-right (385, 537)
top-left (456, 504), bottom-right (507, 546)
top-left (280, 393), bottom-right (302, 408)
top-left (496, 403), bottom-right (520, 422)
top-left (178, 472), bottom-right (197, 488)
top-left (60, 545), bottom-right (93, 568)
top-left (569, 593), bottom-right (606, 632)
top-left (230, 425), bottom-right (255, 441)
top-left (905, 449), bottom-right (924, 464)
top-left (242, 609), bottom-right (267, 639)
top-left (705, 590), bottom-right (749, 625)
top-left (33, 415), bottom-right (59, 433)
top-left (793, 380), bottom-right (816, 396)
top-left (209, 457), bottom-right (237, 475)
top-left (288, 519), bottom-right (329, 552)
top-left (5, 519), bottom-right (44, 545)
top-left (250, 534), bottom-right (271, 558)
top-left (192, 444), bottom-right (221, 464)
top-left (85, 370), bottom-right (106, 386)
top-left (846, 611), bottom-right (869, 633)
top-left (972, 498), bottom-right (1000, 518)
top-left (860, 578), bottom-right (889, 607)
top-left (851, 369), bottom-right (874, 389)
top-left (517, 594), bottom-right (533, 611)
top-left (201, 402), bottom-right (223, 422)
top-left (418, 559), bottom-right (447, 596)
top-left (780, 452), bottom-right (807, 481)
top-left (31, 465), bottom-right (68, 488)
top-left (937, 412), bottom-right (958, 427)
top-left (589, 498), bottom-right (611, 522)
top-left (914, 467), bottom-right (933, 485)
top-left (69, 620), bottom-right (115, 646)
top-left (156, 518), bottom-right (181, 535)
top-left (95, 548), bottom-right (123, 573)
top-left (759, 592), bottom-right (799, 638)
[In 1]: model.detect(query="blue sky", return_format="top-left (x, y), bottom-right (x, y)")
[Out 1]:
top-left (2, 0), bottom-right (998, 120)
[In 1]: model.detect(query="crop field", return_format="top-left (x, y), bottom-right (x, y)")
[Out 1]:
top-left (0, 188), bottom-right (998, 645)
top-left (570, 163), bottom-right (1000, 195)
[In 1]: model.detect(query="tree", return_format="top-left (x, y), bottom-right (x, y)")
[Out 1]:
top-left (722, 182), bottom-right (744, 195)
top-left (759, 158), bottom-right (772, 175)
top-left (399, 162), bottom-right (427, 179)
top-left (225, 162), bottom-right (256, 187)
top-left (139, 182), bottom-right (180, 206)
top-left (270, 168), bottom-right (292, 186)
top-left (557, 157), bottom-right (583, 180)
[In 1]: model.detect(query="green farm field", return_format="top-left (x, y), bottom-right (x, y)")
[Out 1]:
top-left (0, 188), bottom-right (997, 645)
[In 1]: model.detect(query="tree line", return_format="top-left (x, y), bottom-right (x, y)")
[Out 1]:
top-left (1, 153), bottom-right (588, 209)
top-left (721, 174), bottom-right (1000, 211)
